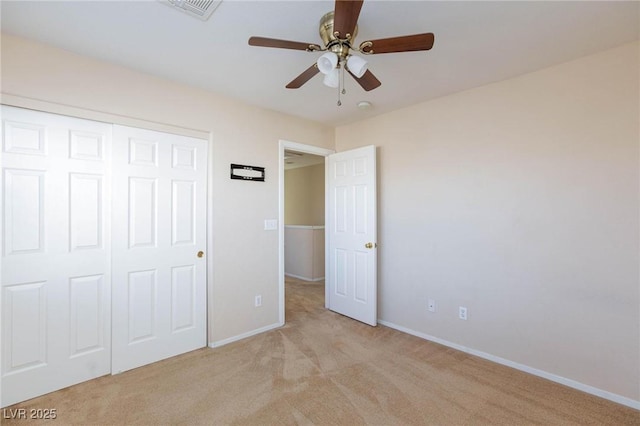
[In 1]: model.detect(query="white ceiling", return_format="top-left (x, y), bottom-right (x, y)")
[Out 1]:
top-left (1, 1), bottom-right (638, 127)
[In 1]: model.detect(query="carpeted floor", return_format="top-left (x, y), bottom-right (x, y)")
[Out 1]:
top-left (3, 276), bottom-right (639, 425)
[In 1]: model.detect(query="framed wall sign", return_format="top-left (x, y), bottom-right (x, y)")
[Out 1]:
top-left (230, 163), bottom-right (265, 182)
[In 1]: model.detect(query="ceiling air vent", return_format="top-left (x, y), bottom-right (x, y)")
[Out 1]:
top-left (162, 0), bottom-right (222, 21)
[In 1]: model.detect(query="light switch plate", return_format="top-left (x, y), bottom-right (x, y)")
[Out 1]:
top-left (264, 219), bottom-right (278, 230)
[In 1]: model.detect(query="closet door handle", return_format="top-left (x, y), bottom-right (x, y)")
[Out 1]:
top-left (197, 251), bottom-right (204, 258)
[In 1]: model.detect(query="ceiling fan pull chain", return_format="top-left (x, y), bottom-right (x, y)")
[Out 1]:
top-left (337, 62), bottom-right (343, 106)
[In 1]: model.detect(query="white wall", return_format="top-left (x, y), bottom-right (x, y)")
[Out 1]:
top-left (0, 34), bottom-right (334, 344)
top-left (336, 42), bottom-right (640, 403)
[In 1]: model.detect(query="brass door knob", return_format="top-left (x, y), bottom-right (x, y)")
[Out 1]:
top-left (365, 242), bottom-right (376, 249)
top-left (197, 251), bottom-right (204, 258)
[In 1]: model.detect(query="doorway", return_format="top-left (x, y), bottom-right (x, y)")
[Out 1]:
top-left (278, 141), bottom-right (334, 324)
top-left (284, 150), bottom-right (324, 281)
top-left (278, 141), bottom-right (379, 327)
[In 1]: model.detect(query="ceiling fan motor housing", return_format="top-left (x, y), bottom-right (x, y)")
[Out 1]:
top-left (319, 11), bottom-right (357, 60)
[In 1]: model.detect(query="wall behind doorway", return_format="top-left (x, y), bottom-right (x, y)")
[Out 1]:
top-left (284, 163), bottom-right (325, 226)
top-left (284, 162), bottom-right (325, 282)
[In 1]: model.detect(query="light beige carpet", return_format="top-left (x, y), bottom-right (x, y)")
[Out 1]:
top-left (4, 276), bottom-right (639, 425)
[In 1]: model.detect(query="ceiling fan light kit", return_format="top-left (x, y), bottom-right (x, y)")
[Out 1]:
top-left (248, 0), bottom-right (435, 105)
top-left (346, 55), bottom-right (368, 78)
top-left (323, 68), bottom-right (341, 88)
top-left (317, 52), bottom-right (339, 75)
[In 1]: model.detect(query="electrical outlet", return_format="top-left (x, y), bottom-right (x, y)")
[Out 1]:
top-left (459, 306), bottom-right (467, 320)
top-left (255, 295), bottom-right (262, 307)
top-left (428, 299), bottom-right (436, 312)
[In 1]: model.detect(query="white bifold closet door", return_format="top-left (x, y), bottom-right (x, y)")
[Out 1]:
top-left (111, 125), bottom-right (207, 373)
top-left (1, 107), bottom-right (208, 407)
top-left (1, 106), bottom-right (112, 406)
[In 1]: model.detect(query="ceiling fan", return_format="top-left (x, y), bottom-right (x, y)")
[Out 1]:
top-left (248, 0), bottom-right (435, 94)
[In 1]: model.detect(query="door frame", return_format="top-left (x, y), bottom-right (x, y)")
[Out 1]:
top-left (278, 140), bottom-right (334, 324)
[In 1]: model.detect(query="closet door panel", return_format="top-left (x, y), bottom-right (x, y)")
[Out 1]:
top-left (1, 106), bottom-right (112, 407)
top-left (111, 125), bottom-right (207, 374)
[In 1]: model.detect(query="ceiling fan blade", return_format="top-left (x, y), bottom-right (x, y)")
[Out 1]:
top-left (349, 69), bottom-right (381, 92)
top-left (360, 33), bottom-right (435, 54)
top-left (286, 64), bottom-right (320, 89)
top-left (249, 36), bottom-right (321, 52)
top-left (333, 0), bottom-right (364, 40)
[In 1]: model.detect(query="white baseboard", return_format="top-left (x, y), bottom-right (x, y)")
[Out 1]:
top-left (209, 322), bottom-right (283, 348)
top-left (285, 273), bottom-right (325, 282)
top-left (377, 319), bottom-right (640, 411)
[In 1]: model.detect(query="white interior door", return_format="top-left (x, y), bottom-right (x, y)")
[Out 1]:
top-left (1, 106), bottom-right (112, 406)
top-left (327, 145), bottom-right (377, 326)
top-left (111, 125), bottom-right (207, 373)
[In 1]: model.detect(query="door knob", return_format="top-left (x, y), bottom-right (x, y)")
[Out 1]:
top-left (365, 242), bottom-right (376, 249)
top-left (197, 251), bottom-right (204, 258)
